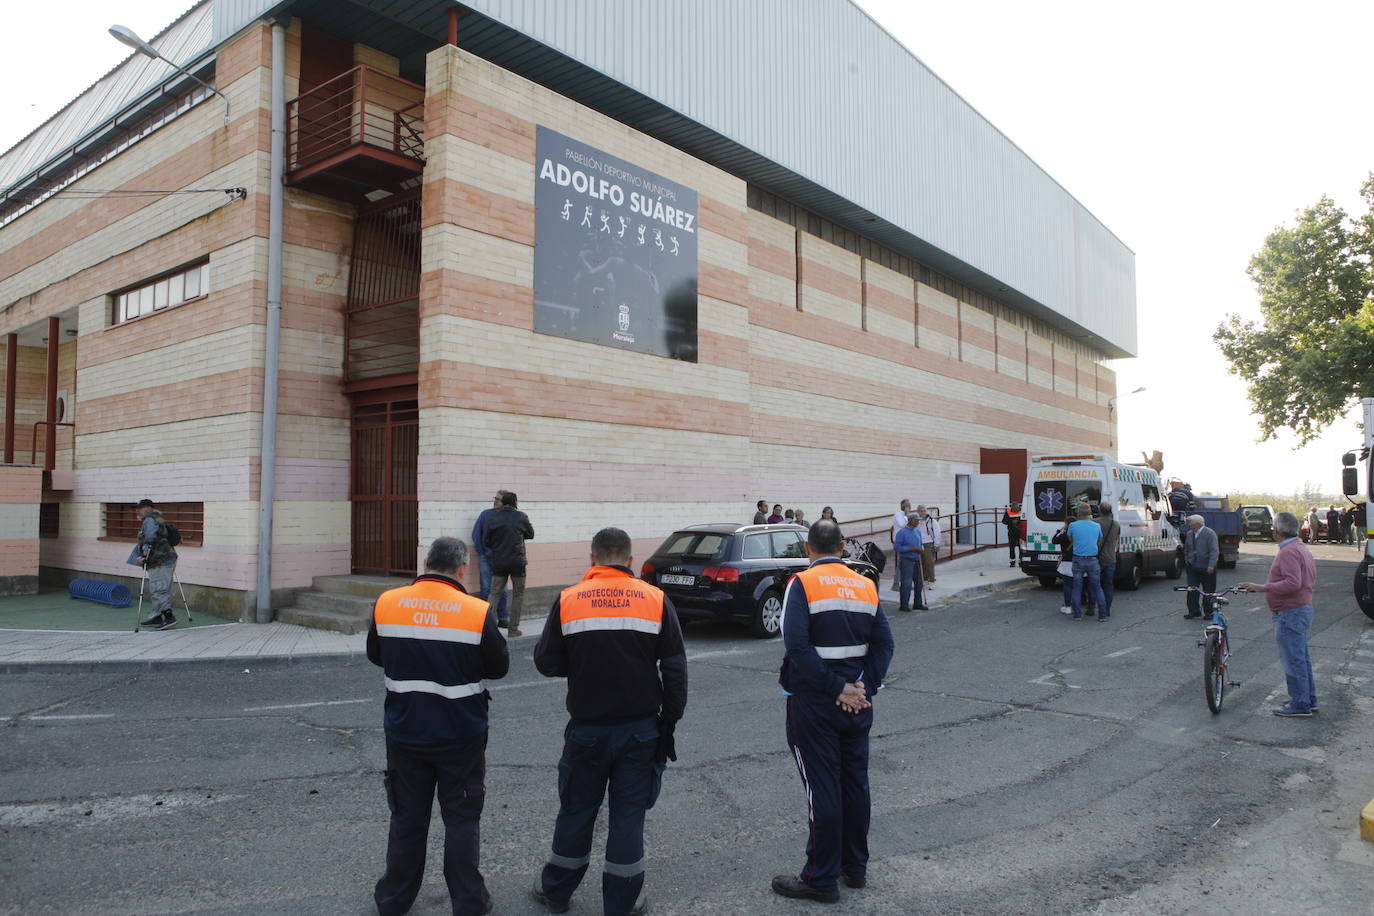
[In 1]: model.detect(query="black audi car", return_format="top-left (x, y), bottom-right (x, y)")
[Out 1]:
top-left (640, 523), bottom-right (882, 638)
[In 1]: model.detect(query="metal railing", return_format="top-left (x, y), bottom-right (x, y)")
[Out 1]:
top-left (30, 421), bottom-right (74, 470)
top-left (286, 66), bottom-right (425, 172)
top-left (838, 507), bottom-right (1012, 564)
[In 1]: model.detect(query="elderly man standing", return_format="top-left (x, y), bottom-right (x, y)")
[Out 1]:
top-left (889, 498), bottom-right (911, 590)
top-left (132, 499), bottom-right (179, 630)
top-left (916, 505), bottom-right (939, 586)
top-left (1182, 514), bottom-right (1219, 619)
top-left (1240, 512), bottom-right (1319, 717)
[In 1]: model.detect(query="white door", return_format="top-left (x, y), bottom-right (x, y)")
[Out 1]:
top-left (971, 473), bottom-right (1010, 548)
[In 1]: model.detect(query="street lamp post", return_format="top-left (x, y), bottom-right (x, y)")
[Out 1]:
top-left (1107, 386), bottom-right (1147, 449)
top-left (109, 24), bottom-right (231, 126)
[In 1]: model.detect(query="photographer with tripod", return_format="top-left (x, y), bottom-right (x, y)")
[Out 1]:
top-left (130, 499), bottom-right (179, 630)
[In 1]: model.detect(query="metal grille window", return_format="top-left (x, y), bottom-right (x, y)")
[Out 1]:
top-left (111, 262), bottom-right (209, 325)
top-left (102, 502), bottom-right (204, 546)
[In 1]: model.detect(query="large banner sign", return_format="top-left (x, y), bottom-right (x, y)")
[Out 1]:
top-left (533, 126), bottom-right (699, 361)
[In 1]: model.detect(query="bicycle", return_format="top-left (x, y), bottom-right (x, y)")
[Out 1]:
top-left (1173, 585), bottom-right (1243, 713)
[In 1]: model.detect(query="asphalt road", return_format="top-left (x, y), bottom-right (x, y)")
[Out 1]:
top-left (3, 543), bottom-right (1374, 915)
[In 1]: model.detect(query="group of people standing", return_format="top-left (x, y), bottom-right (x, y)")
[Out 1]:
top-left (1050, 504), bottom-right (1120, 620)
top-left (366, 518), bottom-right (892, 915)
top-left (1307, 504), bottom-right (1366, 545)
top-left (752, 500), bottom-right (840, 529)
top-left (889, 500), bottom-right (939, 612)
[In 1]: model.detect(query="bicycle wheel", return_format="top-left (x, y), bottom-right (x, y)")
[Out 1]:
top-left (1203, 631), bottom-right (1224, 714)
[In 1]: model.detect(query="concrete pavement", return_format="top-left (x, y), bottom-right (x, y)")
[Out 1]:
top-left (0, 550), bottom-right (1028, 672)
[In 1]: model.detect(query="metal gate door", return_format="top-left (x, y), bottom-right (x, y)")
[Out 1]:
top-left (350, 388), bottom-right (418, 576)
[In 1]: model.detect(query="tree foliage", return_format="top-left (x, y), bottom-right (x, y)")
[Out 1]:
top-left (1214, 175), bottom-right (1374, 443)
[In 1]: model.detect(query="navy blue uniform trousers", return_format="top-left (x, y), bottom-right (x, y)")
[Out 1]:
top-left (785, 694), bottom-right (872, 891)
top-left (540, 717), bottom-right (664, 916)
top-left (376, 734), bottom-right (488, 916)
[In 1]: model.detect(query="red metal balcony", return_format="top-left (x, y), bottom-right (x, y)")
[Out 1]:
top-left (286, 66), bottom-right (425, 199)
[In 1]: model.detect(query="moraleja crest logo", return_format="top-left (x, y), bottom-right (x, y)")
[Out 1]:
top-left (618, 303), bottom-right (630, 331)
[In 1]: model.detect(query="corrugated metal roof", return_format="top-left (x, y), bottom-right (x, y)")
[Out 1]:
top-left (0, 2), bottom-right (214, 191)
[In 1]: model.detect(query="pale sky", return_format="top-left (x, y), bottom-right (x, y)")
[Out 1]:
top-left (3, 1), bottom-right (1371, 496)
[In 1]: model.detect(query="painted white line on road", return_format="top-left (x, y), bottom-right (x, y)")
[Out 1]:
top-left (28, 714), bottom-right (116, 721)
top-left (687, 647), bottom-right (751, 661)
top-left (488, 679), bottom-right (562, 693)
top-left (0, 790), bottom-right (243, 828)
top-left (243, 699), bottom-right (372, 712)
top-left (1105, 646), bottom-right (1143, 659)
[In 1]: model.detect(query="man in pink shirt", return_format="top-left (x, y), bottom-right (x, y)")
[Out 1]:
top-left (1239, 512), bottom-right (1318, 717)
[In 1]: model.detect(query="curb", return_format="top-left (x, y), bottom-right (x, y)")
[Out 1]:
top-left (0, 650), bottom-right (369, 676)
top-left (1363, 799), bottom-right (1374, 844)
top-left (931, 576), bottom-right (1036, 606)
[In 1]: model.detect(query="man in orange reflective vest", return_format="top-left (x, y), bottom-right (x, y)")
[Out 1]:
top-left (1002, 503), bottom-right (1024, 568)
top-left (772, 519), bottom-right (895, 903)
top-left (367, 537), bottom-right (509, 916)
top-left (531, 527), bottom-right (688, 916)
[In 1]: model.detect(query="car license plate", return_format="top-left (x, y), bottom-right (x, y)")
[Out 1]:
top-left (1038, 553), bottom-right (1059, 560)
top-left (658, 574), bottom-right (696, 586)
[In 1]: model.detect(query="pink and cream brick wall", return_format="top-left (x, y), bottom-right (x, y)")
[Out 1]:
top-left (417, 46), bottom-right (1115, 589)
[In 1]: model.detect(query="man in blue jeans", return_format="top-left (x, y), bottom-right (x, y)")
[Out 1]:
top-left (893, 513), bottom-right (927, 611)
top-left (1240, 512), bottom-right (1319, 716)
top-left (1095, 503), bottom-right (1121, 618)
top-left (1067, 505), bottom-right (1106, 620)
top-left (471, 491), bottom-right (510, 627)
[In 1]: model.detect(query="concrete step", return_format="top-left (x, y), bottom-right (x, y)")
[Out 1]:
top-left (276, 604), bottom-right (370, 635)
top-left (292, 590), bottom-right (376, 615)
top-left (312, 574), bottom-right (410, 599)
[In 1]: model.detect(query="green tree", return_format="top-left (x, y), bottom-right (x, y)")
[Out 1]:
top-left (1215, 175), bottom-right (1374, 443)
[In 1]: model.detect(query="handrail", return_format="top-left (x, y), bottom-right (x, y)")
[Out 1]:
top-left (30, 421), bottom-right (75, 469)
top-left (838, 506), bottom-right (1013, 563)
top-left (285, 65), bottom-right (426, 172)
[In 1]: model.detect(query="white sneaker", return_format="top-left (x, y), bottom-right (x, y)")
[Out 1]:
top-left (1059, 605), bottom-right (1073, 615)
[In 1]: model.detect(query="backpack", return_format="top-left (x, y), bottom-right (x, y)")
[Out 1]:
top-left (161, 521), bottom-right (182, 548)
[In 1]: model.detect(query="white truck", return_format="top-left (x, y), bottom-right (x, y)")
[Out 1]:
top-left (1346, 398), bottom-right (1374, 620)
top-left (1018, 453), bottom-right (1183, 590)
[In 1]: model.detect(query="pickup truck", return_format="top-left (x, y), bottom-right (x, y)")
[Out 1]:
top-left (1191, 508), bottom-right (1240, 569)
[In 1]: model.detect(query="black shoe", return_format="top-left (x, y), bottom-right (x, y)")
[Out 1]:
top-left (771, 875), bottom-right (839, 903)
top-left (531, 880), bottom-right (570, 914)
top-left (139, 613), bottom-right (163, 628)
top-left (155, 614), bottom-right (178, 630)
top-left (897, 605), bottom-right (910, 612)
top-left (1085, 608), bottom-right (1096, 616)
top-left (1183, 612), bottom-right (1202, 619)
top-left (912, 604), bottom-right (929, 611)
top-left (842, 874), bottom-right (866, 889)
top-left (1098, 614), bottom-right (1109, 621)
top-left (478, 889), bottom-right (494, 915)
top-left (627, 896), bottom-right (649, 916)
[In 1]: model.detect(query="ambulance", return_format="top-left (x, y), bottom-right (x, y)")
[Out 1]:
top-left (1018, 454), bottom-right (1183, 590)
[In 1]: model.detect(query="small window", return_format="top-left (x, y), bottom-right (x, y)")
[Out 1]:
top-left (101, 502), bottom-right (203, 546)
top-left (741, 533), bottom-right (771, 560)
top-left (771, 531), bottom-right (805, 559)
top-left (110, 260), bottom-right (210, 326)
top-left (1142, 484), bottom-right (1162, 521)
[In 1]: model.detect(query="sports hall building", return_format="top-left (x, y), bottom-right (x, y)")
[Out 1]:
top-left (0, 0), bottom-right (1136, 616)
